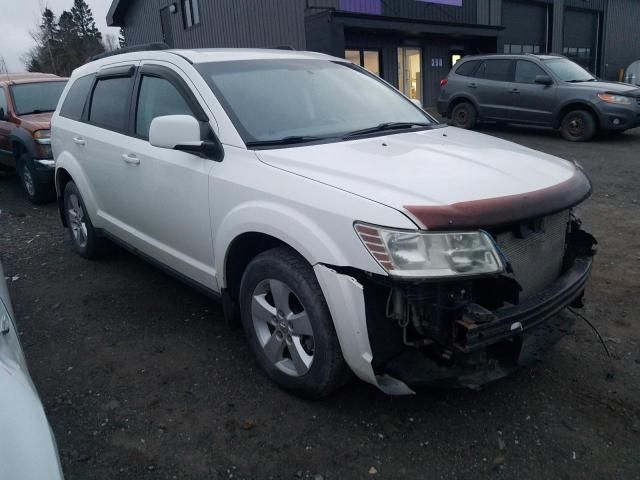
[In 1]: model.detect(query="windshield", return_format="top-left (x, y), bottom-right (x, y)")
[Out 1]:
top-left (543, 58), bottom-right (595, 82)
top-left (196, 59), bottom-right (435, 146)
top-left (11, 81), bottom-right (67, 115)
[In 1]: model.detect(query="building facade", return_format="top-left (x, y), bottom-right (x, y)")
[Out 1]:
top-left (107, 0), bottom-right (640, 106)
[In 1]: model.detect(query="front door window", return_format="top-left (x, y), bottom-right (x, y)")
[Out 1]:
top-left (397, 47), bottom-right (422, 104)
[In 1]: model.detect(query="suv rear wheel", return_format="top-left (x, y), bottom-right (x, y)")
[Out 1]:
top-left (450, 102), bottom-right (477, 129)
top-left (63, 181), bottom-right (110, 259)
top-left (560, 110), bottom-right (596, 142)
top-left (239, 247), bottom-right (350, 398)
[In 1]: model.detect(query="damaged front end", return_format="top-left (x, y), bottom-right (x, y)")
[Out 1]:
top-left (347, 212), bottom-right (597, 392)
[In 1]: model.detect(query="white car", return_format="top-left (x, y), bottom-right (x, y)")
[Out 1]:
top-left (52, 47), bottom-right (597, 397)
top-left (0, 260), bottom-right (64, 479)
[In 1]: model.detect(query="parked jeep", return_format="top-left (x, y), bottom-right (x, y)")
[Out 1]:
top-left (438, 54), bottom-right (640, 141)
top-left (0, 73), bottom-right (67, 203)
top-left (53, 47), bottom-right (596, 398)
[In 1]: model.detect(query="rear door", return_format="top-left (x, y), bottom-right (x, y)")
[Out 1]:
top-left (510, 60), bottom-right (557, 125)
top-left (80, 64), bottom-right (138, 227)
top-left (112, 62), bottom-right (216, 287)
top-left (473, 59), bottom-right (515, 121)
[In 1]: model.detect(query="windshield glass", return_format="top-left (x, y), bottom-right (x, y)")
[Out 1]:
top-left (543, 58), bottom-right (595, 82)
top-left (11, 81), bottom-right (67, 115)
top-left (196, 59), bottom-right (434, 145)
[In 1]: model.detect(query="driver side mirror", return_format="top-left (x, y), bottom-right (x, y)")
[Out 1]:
top-left (149, 115), bottom-right (224, 162)
top-left (534, 75), bottom-right (553, 86)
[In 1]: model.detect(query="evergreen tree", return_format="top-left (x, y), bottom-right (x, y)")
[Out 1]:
top-left (119, 27), bottom-right (126, 49)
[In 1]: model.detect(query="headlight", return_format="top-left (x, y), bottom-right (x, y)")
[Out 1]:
top-left (598, 93), bottom-right (631, 105)
top-left (33, 129), bottom-right (51, 145)
top-left (355, 223), bottom-right (504, 278)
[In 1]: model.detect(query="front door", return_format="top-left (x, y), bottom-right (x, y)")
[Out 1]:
top-left (510, 60), bottom-right (557, 125)
top-left (160, 6), bottom-right (174, 48)
top-left (397, 47), bottom-right (423, 105)
top-left (0, 87), bottom-right (14, 167)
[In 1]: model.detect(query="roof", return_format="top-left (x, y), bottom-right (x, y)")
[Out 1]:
top-left (107, 0), bottom-right (127, 27)
top-left (171, 48), bottom-right (340, 64)
top-left (0, 72), bottom-right (66, 86)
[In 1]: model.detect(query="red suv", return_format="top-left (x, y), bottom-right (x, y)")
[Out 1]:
top-left (0, 73), bottom-right (67, 203)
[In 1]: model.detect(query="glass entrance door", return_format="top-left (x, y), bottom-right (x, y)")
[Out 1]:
top-left (397, 47), bottom-right (423, 104)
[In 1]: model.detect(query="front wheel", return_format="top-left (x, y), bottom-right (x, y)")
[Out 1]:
top-left (239, 247), bottom-right (350, 398)
top-left (19, 154), bottom-right (54, 204)
top-left (560, 110), bottom-right (596, 142)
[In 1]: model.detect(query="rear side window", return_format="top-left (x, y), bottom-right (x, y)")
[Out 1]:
top-left (515, 61), bottom-right (547, 84)
top-left (60, 74), bottom-right (95, 120)
top-left (135, 76), bottom-right (193, 138)
top-left (476, 60), bottom-right (513, 82)
top-left (89, 77), bottom-right (132, 131)
top-left (455, 60), bottom-right (480, 77)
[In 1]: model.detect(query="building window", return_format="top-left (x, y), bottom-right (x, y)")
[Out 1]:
top-left (182, 0), bottom-right (200, 28)
top-left (504, 44), bottom-right (541, 55)
top-left (344, 49), bottom-right (381, 76)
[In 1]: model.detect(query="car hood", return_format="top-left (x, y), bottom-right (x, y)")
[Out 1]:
top-left (16, 112), bottom-right (53, 131)
top-left (256, 126), bottom-right (591, 229)
top-left (571, 80), bottom-right (640, 95)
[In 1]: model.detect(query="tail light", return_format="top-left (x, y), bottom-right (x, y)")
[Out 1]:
top-left (440, 78), bottom-right (449, 87)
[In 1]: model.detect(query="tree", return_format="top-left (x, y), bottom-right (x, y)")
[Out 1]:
top-left (119, 27), bottom-right (126, 49)
top-left (40, 8), bottom-right (60, 74)
top-left (103, 33), bottom-right (119, 52)
top-left (70, 0), bottom-right (104, 59)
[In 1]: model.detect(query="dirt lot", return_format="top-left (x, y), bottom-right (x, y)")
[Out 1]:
top-left (1, 126), bottom-right (639, 480)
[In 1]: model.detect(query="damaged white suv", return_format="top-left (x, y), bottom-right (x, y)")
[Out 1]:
top-left (52, 46), bottom-right (596, 397)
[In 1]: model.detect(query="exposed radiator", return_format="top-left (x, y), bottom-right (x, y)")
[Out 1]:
top-left (495, 210), bottom-right (570, 300)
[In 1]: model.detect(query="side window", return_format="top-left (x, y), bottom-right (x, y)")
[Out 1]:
top-left (60, 74), bottom-right (95, 121)
top-left (89, 77), bottom-right (132, 131)
top-left (476, 60), bottom-right (513, 82)
top-left (515, 61), bottom-right (547, 84)
top-left (0, 88), bottom-right (7, 116)
top-left (455, 60), bottom-right (480, 77)
top-left (135, 75), bottom-right (194, 138)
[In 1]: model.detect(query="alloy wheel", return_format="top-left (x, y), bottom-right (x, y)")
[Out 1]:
top-left (567, 115), bottom-right (585, 138)
top-left (67, 193), bottom-right (88, 249)
top-left (251, 278), bottom-right (315, 377)
top-left (22, 164), bottom-right (35, 198)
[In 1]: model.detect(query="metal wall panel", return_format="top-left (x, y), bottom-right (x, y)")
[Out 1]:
top-left (603, 0), bottom-right (640, 80)
top-left (123, 0), bottom-right (306, 50)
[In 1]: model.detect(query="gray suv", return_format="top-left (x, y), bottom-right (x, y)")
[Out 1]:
top-left (437, 54), bottom-right (640, 141)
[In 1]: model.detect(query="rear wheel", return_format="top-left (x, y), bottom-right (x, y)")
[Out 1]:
top-left (450, 102), bottom-right (477, 129)
top-left (560, 110), bottom-right (596, 142)
top-left (63, 181), bottom-right (110, 259)
top-left (239, 247), bottom-right (350, 398)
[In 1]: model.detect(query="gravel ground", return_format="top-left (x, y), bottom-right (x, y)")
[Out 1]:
top-left (1, 126), bottom-right (639, 480)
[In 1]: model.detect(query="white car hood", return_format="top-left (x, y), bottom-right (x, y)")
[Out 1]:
top-left (256, 126), bottom-right (590, 229)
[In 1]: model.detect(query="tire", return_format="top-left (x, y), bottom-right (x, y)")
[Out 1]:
top-left (18, 154), bottom-right (54, 204)
top-left (450, 102), bottom-right (477, 129)
top-left (560, 110), bottom-right (596, 142)
top-left (63, 181), bottom-right (110, 259)
top-left (239, 247), bottom-right (351, 398)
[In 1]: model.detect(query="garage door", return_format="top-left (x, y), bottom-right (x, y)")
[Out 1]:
top-left (563, 9), bottom-right (599, 73)
top-left (502, 0), bottom-right (549, 55)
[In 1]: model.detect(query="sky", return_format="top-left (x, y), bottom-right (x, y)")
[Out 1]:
top-left (0, 0), bottom-right (119, 72)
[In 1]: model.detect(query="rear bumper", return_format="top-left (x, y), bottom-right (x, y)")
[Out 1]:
top-left (436, 99), bottom-right (449, 117)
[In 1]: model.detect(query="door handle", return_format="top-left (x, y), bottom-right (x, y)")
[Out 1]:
top-left (122, 153), bottom-right (140, 165)
top-left (468, 83), bottom-right (477, 89)
top-left (1, 312), bottom-right (10, 335)
top-left (510, 88), bottom-right (521, 94)
top-left (73, 136), bottom-right (86, 146)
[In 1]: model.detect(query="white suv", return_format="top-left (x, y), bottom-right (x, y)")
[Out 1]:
top-left (52, 47), bottom-right (597, 397)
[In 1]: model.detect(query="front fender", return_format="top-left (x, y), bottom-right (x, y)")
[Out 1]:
top-left (214, 200), bottom-right (382, 288)
top-left (9, 128), bottom-right (38, 159)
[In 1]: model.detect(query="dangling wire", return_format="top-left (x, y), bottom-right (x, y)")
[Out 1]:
top-left (568, 307), bottom-right (612, 359)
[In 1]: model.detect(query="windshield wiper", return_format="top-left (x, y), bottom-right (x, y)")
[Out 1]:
top-left (245, 135), bottom-right (329, 148)
top-left (343, 122), bottom-right (433, 138)
top-left (566, 79), bottom-right (596, 83)
top-left (19, 109), bottom-right (55, 115)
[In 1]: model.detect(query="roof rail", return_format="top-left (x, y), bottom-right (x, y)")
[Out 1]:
top-left (88, 42), bottom-right (170, 63)
top-left (274, 45), bottom-right (296, 50)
